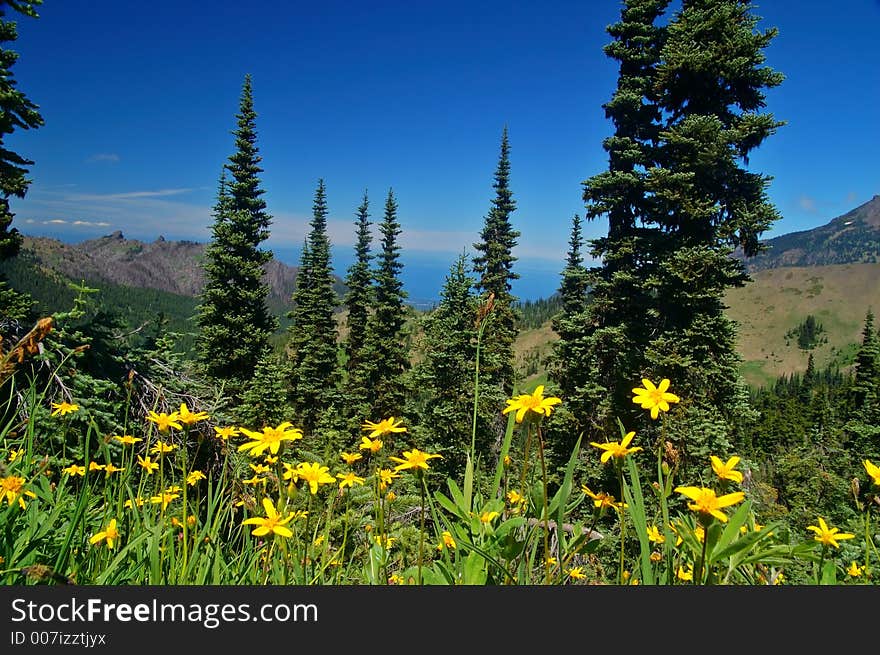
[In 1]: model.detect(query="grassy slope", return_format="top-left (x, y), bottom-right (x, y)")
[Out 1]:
top-left (724, 263), bottom-right (880, 387)
top-left (512, 262), bottom-right (880, 390)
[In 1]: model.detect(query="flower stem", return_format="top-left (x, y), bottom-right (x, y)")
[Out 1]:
top-left (418, 473), bottom-right (426, 585)
top-left (537, 425), bottom-right (550, 585)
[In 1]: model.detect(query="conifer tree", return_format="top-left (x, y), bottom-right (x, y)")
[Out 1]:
top-left (287, 179), bottom-right (341, 433)
top-left (238, 347), bottom-right (290, 429)
top-left (196, 75), bottom-right (276, 395)
top-left (643, 0), bottom-right (784, 455)
top-left (342, 191), bottom-right (374, 416)
top-left (549, 213), bottom-right (590, 394)
top-left (546, 214), bottom-right (595, 468)
top-left (472, 126), bottom-right (520, 396)
top-left (0, 1), bottom-right (44, 320)
top-left (572, 0), bottom-right (670, 434)
top-left (569, 0), bottom-right (780, 470)
top-left (410, 253), bottom-right (482, 476)
top-left (850, 309), bottom-right (879, 418)
top-left (360, 188), bottom-right (408, 419)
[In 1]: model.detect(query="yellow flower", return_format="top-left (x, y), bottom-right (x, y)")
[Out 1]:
top-left (62, 464), bottom-right (86, 477)
top-left (103, 463), bottom-right (125, 475)
top-left (677, 565), bottom-right (693, 582)
top-left (711, 455), bottom-right (744, 484)
top-left (88, 461), bottom-right (105, 473)
top-left (567, 567), bottom-right (586, 580)
top-left (502, 385), bottom-right (562, 423)
top-left (186, 470), bottom-right (206, 486)
top-left (806, 517), bottom-right (855, 549)
top-left (631, 378), bottom-right (680, 419)
top-left (178, 402), bottom-right (209, 425)
top-left (590, 431), bottom-right (642, 464)
top-left (124, 497), bottom-right (145, 509)
top-left (337, 471), bottom-right (366, 489)
top-left (242, 498), bottom-right (294, 538)
top-left (694, 525), bottom-right (705, 543)
top-left (438, 530), bottom-right (456, 550)
top-left (150, 492), bottom-right (179, 510)
top-left (0, 475), bottom-right (36, 508)
top-left (674, 486), bottom-right (745, 523)
top-left (847, 561), bottom-right (864, 578)
top-left (263, 455), bottom-right (278, 465)
top-left (358, 436), bottom-right (383, 453)
top-left (136, 455), bottom-right (159, 474)
top-left (374, 534), bottom-right (396, 549)
top-left (113, 434), bottom-right (142, 446)
top-left (545, 556), bottom-right (558, 567)
top-left (214, 426), bottom-right (239, 441)
top-left (581, 485), bottom-right (626, 511)
top-left (385, 491), bottom-right (397, 502)
top-left (389, 448), bottom-right (442, 472)
top-left (864, 459), bottom-right (880, 487)
top-left (479, 511), bottom-right (500, 524)
top-left (378, 468), bottom-right (399, 491)
top-left (150, 440), bottom-right (176, 455)
top-left (238, 422), bottom-right (303, 457)
top-left (89, 518), bottom-right (119, 549)
top-left (340, 451), bottom-right (363, 465)
top-left (165, 485), bottom-right (182, 494)
top-left (8, 448), bottom-right (25, 463)
top-left (647, 525), bottom-right (665, 544)
top-left (249, 463), bottom-right (270, 475)
top-left (650, 551), bottom-right (663, 563)
top-left (361, 417), bottom-right (407, 439)
top-left (50, 401), bottom-right (80, 417)
top-left (146, 410), bottom-right (182, 432)
top-left (507, 490), bottom-right (526, 506)
top-left (172, 515), bottom-right (197, 529)
top-left (295, 462), bottom-right (336, 495)
top-left (243, 475), bottom-right (268, 487)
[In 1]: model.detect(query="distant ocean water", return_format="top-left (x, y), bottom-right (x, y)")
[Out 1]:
top-left (274, 246), bottom-right (564, 309)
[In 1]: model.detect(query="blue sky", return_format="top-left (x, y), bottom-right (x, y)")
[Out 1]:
top-left (6, 0), bottom-right (880, 303)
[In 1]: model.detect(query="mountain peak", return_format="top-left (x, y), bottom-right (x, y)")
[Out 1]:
top-left (742, 194), bottom-right (880, 272)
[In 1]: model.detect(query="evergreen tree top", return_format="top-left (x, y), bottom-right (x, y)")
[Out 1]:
top-left (474, 127), bottom-right (520, 294)
top-left (226, 74), bottom-right (270, 228)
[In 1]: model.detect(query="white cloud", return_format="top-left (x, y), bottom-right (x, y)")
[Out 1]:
top-left (798, 195), bottom-right (818, 213)
top-left (71, 188), bottom-right (195, 201)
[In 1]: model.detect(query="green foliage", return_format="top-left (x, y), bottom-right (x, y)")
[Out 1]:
top-left (0, 0), bottom-right (43, 318)
top-left (356, 189), bottom-right (409, 420)
top-left (341, 191), bottom-right (374, 418)
top-left (286, 179), bottom-right (342, 434)
top-left (472, 127), bottom-right (520, 397)
top-left (785, 314), bottom-right (827, 350)
top-left (196, 77), bottom-right (277, 396)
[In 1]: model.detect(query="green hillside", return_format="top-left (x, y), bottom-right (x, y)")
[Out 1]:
top-left (0, 249), bottom-right (199, 351)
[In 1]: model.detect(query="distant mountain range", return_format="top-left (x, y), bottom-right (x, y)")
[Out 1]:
top-left (13, 230), bottom-right (345, 308)
top-left (737, 194), bottom-right (880, 271)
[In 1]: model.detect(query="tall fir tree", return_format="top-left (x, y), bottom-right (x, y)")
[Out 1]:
top-left (196, 75), bottom-right (277, 397)
top-left (360, 188), bottom-right (409, 420)
top-left (642, 0), bottom-right (783, 465)
top-left (409, 252), bottom-right (484, 476)
top-left (545, 214), bottom-right (593, 469)
top-left (286, 179), bottom-right (341, 434)
top-left (850, 309), bottom-right (879, 421)
top-left (472, 126), bottom-right (520, 397)
top-left (570, 0), bottom-right (669, 437)
top-left (549, 213), bottom-right (590, 391)
top-left (341, 190), bottom-right (374, 419)
top-left (0, 1), bottom-right (43, 321)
